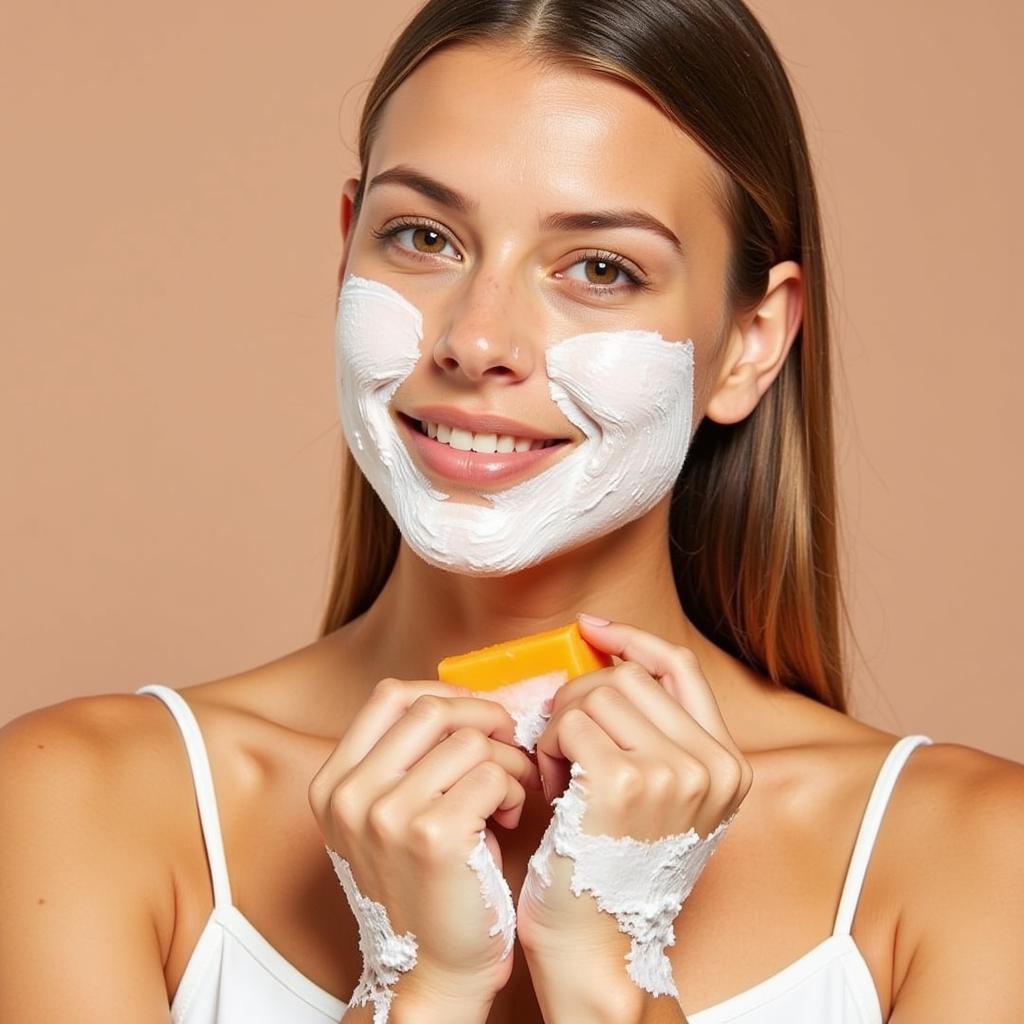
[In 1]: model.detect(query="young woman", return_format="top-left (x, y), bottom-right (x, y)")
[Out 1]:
top-left (2, 1), bottom-right (1021, 1022)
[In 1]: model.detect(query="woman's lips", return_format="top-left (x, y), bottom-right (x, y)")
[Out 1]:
top-left (398, 414), bottom-right (571, 486)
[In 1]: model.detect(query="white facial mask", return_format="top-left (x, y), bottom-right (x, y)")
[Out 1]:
top-left (334, 274), bottom-right (695, 576)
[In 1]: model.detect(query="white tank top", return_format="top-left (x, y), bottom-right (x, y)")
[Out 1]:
top-left (136, 683), bottom-right (932, 1023)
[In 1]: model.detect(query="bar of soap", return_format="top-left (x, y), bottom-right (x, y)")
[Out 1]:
top-left (437, 622), bottom-right (612, 692)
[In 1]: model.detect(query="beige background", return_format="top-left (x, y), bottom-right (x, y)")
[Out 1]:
top-left (2, 2), bottom-right (1021, 760)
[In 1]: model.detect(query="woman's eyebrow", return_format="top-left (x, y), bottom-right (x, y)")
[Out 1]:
top-left (367, 165), bottom-right (476, 213)
top-left (540, 211), bottom-right (683, 257)
top-left (366, 164), bottom-right (684, 256)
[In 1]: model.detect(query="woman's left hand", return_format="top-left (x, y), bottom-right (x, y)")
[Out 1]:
top-left (515, 615), bottom-right (753, 959)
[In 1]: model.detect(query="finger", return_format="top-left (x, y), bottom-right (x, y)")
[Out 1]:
top-left (426, 761), bottom-right (528, 836)
top-left (546, 665), bottom-right (732, 771)
top-left (534, 706), bottom-right (626, 813)
top-left (315, 679), bottom-right (512, 782)
top-left (346, 695), bottom-right (539, 800)
top-left (570, 680), bottom-right (722, 763)
top-left (322, 678), bottom-right (479, 772)
top-left (565, 684), bottom-right (744, 817)
top-left (386, 727), bottom-right (542, 807)
top-left (573, 617), bottom-right (737, 754)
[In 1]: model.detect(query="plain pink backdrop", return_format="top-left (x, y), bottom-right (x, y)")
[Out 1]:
top-left (1, 1), bottom-right (1021, 760)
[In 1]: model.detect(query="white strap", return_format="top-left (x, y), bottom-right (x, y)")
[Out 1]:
top-left (832, 734), bottom-right (932, 936)
top-left (136, 684), bottom-right (233, 908)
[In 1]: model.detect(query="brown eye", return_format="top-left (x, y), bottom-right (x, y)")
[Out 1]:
top-left (371, 220), bottom-right (462, 263)
top-left (584, 259), bottom-right (622, 286)
top-left (412, 227), bottom-right (448, 254)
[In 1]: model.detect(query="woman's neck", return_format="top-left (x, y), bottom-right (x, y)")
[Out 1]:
top-left (334, 501), bottom-right (785, 747)
top-left (374, 508), bottom-right (675, 663)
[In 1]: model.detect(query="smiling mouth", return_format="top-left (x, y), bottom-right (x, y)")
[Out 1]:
top-left (398, 413), bottom-right (570, 454)
top-left (394, 411), bottom-right (575, 488)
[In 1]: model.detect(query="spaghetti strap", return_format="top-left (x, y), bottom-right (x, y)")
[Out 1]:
top-left (832, 734), bottom-right (933, 937)
top-left (136, 684), bottom-right (233, 909)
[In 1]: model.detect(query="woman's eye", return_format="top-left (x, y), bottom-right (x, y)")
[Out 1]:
top-left (565, 258), bottom-right (628, 288)
top-left (374, 221), bottom-right (460, 260)
top-left (398, 226), bottom-right (457, 256)
top-left (372, 222), bottom-right (646, 295)
top-left (562, 255), bottom-right (644, 293)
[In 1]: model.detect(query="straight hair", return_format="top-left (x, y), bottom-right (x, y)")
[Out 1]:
top-left (319, 0), bottom-right (849, 711)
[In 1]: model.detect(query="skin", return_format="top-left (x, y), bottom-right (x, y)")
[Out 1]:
top-left (2, 40), bottom-right (1023, 1024)
top-left (332, 41), bottom-right (807, 757)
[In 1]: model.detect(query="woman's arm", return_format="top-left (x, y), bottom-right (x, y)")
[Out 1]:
top-left (343, 993), bottom-right (493, 1023)
top-left (512, 617), bottom-right (750, 1024)
top-left (342, 999), bottom-right (490, 1022)
top-left (0, 697), bottom-right (176, 1020)
top-left (523, 741), bottom-right (1024, 1023)
top-left (888, 746), bottom-right (1024, 1019)
top-left (523, 944), bottom-right (688, 1023)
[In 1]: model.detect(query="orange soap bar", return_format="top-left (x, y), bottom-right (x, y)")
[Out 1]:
top-left (437, 622), bottom-right (612, 692)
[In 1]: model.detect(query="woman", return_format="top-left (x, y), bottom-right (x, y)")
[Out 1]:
top-left (1, 1), bottom-right (1021, 1021)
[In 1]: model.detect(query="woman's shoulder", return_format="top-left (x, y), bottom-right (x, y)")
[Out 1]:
top-left (0, 682), bottom-right (268, 780)
top-left (0, 689), bottom-right (231, 867)
top-left (0, 677), bottom-right (297, 844)
top-left (755, 703), bottom-right (1024, 1003)
top-left (753, 698), bottom-right (1024, 887)
top-left (877, 736), bottom-right (1024, 873)
top-left (797, 718), bottom-right (1024, 1012)
top-left (886, 737), bottom-right (1024, 879)
top-left (0, 623), bottom-right (362, 829)
top-left (0, 689), bottom-right (188, 790)
top-left (0, 691), bottom-right (202, 971)
top-left (760, 689), bottom-right (1023, 804)
top-left (0, 676), bottom-right (328, 823)
top-left (864, 738), bottom-right (1024, 1009)
top-left (0, 679), bottom-right (298, 921)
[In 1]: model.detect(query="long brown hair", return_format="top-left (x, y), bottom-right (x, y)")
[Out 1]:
top-left (319, 0), bottom-right (849, 712)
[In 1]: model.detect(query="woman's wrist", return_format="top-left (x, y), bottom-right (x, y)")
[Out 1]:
top-left (343, 994), bottom-right (493, 1024)
top-left (522, 941), bottom-right (640, 1024)
top-left (388, 969), bottom-right (497, 1024)
top-left (390, 993), bottom-right (494, 1024)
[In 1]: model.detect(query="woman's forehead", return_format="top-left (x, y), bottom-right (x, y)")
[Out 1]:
top-left (366, 43), bottom-right (727, 236)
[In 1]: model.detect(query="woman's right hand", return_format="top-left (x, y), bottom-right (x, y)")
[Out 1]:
top-left (308, 677), bottom-right (542, 1008)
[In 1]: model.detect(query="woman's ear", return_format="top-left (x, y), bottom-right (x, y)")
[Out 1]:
top-left (337, 177), bottom-right (361, 286)
top-left (704, 260), bottom-right (804, 425)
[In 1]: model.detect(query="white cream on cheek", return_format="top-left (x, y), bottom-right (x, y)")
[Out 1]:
top-left (334, 274), bottom-right (696, 577)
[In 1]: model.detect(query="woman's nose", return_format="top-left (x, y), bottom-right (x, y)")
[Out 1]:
top-left (430, 281), bottom-right (536, 383)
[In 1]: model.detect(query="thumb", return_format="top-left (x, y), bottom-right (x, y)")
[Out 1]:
top-left (575, 613), bottom-right (728, 742)
top-left (575, 612), bottom-right (615, 646)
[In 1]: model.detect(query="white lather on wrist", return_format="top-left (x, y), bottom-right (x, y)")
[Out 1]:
top-left (326, 847), bottom-right (418, 1024)
top-left (522, 761), bottom-right (734, 997)
top-left (326, 835), bottom-right (515, 1024)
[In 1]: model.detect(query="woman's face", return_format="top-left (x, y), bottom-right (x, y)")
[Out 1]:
top-left (333, 41), bottom-right (800, 576)
top-left (339, 43), bottom-right (736, 500)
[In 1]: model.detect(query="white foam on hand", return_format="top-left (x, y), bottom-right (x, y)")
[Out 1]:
top-left (326, 848), bottom-right (418, 1024)
top-left (457, 670), bottom-right (568, 962)
top-left (466, 831), bottom-right (517, 959)
top-left (466, 669), bottom-right (567, 753)
top-left (327, 680), bottom-right (731, 1010)
top-left (522, 761), bottom-right (734, 997)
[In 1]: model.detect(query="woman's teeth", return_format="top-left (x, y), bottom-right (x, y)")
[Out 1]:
top-left (420, 420), bottom-right (561, 454)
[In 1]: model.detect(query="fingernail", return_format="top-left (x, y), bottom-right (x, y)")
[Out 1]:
top-left (577, 612), bottom-right (611, 627)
